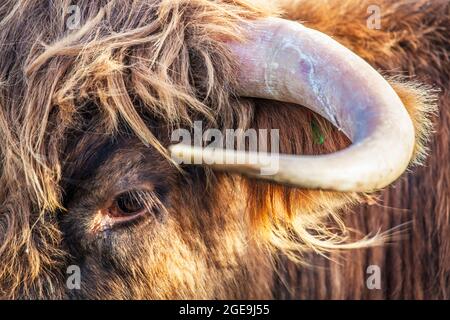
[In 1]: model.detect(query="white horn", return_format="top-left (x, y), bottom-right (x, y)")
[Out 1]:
top-left (169, 18), bottom-right (415, 192)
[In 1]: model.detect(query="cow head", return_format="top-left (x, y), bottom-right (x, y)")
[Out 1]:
top-left (0, 0), bottom-right (434, 299)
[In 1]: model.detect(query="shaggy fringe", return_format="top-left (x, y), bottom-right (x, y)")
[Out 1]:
top-left (0, 0), bottom-right (275, 299)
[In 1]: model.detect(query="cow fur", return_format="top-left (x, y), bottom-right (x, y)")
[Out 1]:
top-left (0, 0), bottom-right (448, 299)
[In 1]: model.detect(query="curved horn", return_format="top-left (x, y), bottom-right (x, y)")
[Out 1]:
top-left (169, 18), bottom-right (415, 192)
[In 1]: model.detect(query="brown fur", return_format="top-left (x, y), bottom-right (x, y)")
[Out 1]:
top-left (0, 0), bottom-right (447, 299)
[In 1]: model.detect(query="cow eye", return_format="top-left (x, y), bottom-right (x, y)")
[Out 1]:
top-left (91, 189), bottom-right (160, 233)
top-left (112, 191), bottom-right (146, 216)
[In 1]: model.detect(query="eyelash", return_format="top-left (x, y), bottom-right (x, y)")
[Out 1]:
top-left (90, 189), bottom-right (166, 233)
top-left (113, 190), bottom-right (149, 216)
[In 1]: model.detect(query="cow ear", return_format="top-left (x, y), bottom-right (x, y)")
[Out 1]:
top-left (241, 78), bottom-right (436, 258)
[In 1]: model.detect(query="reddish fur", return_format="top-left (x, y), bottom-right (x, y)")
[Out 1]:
top-left (272, 0), bottom-right (449, 299)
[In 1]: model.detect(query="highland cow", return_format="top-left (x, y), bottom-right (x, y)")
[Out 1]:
top-left (0, 0), bottom-right (448, 299)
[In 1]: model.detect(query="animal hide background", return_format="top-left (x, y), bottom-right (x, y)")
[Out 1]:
top-left (0, 0), bottom-right (448, 299)
top-left (271, 0), bottom-right (449, 299)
